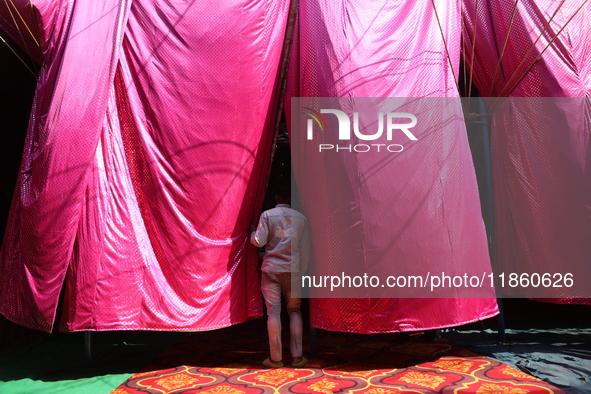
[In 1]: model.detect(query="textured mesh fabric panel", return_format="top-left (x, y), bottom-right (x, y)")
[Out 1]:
top-left (462, 0), bottom-right (591, 98)
top-left (0, 0), bottom-right (132, 332)
top-left (0, 0), bottom-right (290, 332)
top-left (463, 0), bottom-right (591, 303)
top-left (286, 0), bottom-right (498, 333)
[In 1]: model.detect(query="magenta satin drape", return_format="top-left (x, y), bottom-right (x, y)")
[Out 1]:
top-left (0, 0), bottom-right (290, 331)
top-left (463, 0), bottom-right (591, 304)
top-left (3, 0), bottom-right (588, 334)
top-left (285, 0), bottom-right (498, 333)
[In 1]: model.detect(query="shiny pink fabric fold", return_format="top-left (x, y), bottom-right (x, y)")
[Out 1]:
top-left (463, 0), bottom-right (591, 303)
top-left (286, 0), bottom-right (498, 333)
top-left (0, 0), bottom-right (290, 332)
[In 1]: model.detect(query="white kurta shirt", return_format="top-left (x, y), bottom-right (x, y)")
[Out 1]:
top-left (250, 204), bottom-right (310, 274)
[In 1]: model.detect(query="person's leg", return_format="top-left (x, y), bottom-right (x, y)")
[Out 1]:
top-left (261, 272), bottom-right (283, 364)
top-left (277, 273), bottom-right (303, 362)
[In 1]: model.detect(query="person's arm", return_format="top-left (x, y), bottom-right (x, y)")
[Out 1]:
top-left (299, 219), bottom-right (311, 275)
top-left (250, 212), bottom-right (269, 248)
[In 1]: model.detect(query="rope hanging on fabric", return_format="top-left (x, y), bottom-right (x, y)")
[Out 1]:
top-left (1, 0), bottom-right (40, 78)
top-left (499, 0), bottom-right (588, 98)
top-left (487, 0), bottom-right (521, 97)
top-left (430, 0), bottom-right (458, 90)
top-left (483, 0), bottom-right (587, 114)
top-left (496, 0), bottom-right (566, 100)
top-left (0, 32), bottom-right (37, 77)
top-left (466, 0), bottom-right (481, 99)
top-left (3, 0), bottom-right (39, 46)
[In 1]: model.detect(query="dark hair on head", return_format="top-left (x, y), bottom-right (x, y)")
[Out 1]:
top-left (276, 184), bottom-right (291, 199)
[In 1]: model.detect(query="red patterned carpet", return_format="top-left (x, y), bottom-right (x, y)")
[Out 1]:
top-left (111, 319), bottom-right (563, 393)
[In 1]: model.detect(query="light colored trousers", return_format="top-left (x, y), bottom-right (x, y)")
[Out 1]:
top-left (261, 272), bottom-right (303, 361)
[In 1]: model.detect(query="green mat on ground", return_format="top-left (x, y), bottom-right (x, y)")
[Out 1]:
top-left (0, 330), bottom-right (188, 394)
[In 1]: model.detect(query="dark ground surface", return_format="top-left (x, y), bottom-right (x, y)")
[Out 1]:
top-left (443, 299), bottom-right (591, 393)
top-left (1, 299), bottom-right (590, 393)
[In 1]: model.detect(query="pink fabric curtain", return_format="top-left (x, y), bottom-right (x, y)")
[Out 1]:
top-left (0, 0), bottom-right (291, 332)
top-left (286, 0), bottom-right (498, 333)
top-left (17, 0), bottom-right (591, 332)
top-left (463, 0), bottom-right (591, 303)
